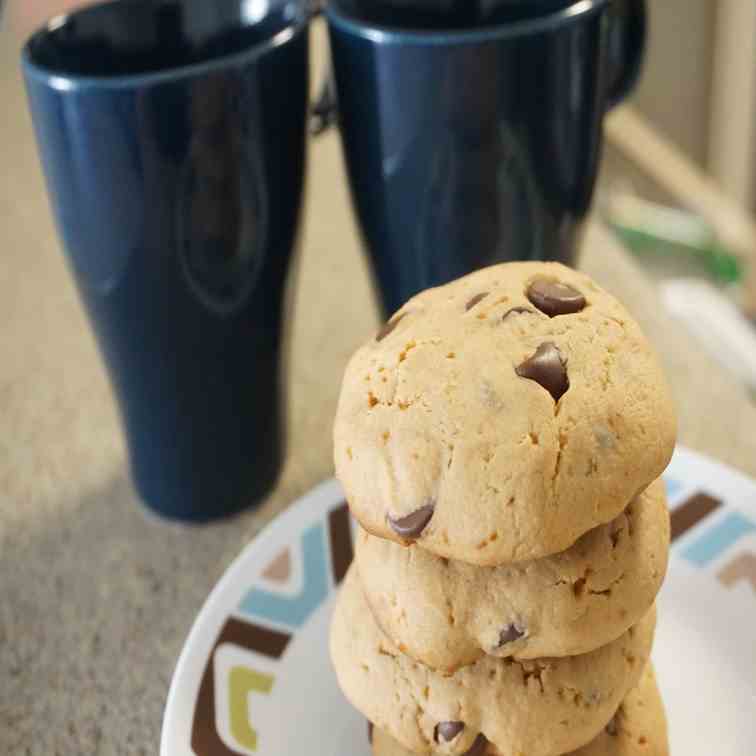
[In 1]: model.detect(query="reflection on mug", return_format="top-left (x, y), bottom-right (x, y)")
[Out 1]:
top-left (415, 50), bottom-right (544, 283)
top-left (179, 75), bottom-right (268, 315)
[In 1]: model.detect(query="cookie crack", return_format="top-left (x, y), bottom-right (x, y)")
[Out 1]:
top-left (551, 430), bottom-right (568, 494)
top-left (609, 524), bottom-right (625, 550)
top-left (445, 596), bottom-right (457, 628)
top-left (553, 563), bottom-right (627, 598)
top-left (446, 443), bottom-right (456, 471)
top-left (587, 570), bottom-right (627, 597)
top-left (391, 661), bottom-right (433, 749)
top-left (558, 684), bottom-right (592, 709)
top-left (378, 642), bottom-right (400, 660)
top-left (502, 658), bottom-right (551, 695)
top-left (606, 315), bottom-right (626, 329)
top-left (397, 341), bottom-right (418, 364)
top-left (522, 664), bottom-right (547, 694)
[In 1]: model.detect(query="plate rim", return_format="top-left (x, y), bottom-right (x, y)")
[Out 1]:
top-left (160, 445), bottom-right (756, 755)
top-left (160, 478), bottom-right (344, 756)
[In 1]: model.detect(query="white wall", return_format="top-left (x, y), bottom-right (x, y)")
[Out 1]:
top-left (631, 0), bottom-right (716, 169)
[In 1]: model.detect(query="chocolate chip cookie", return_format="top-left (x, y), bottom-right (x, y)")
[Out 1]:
top-left (369, 664), bottom-right (668, 756)
top-left (356, 479), bottom-right (669, 671)
top-left (331, 566), bottom-right (656, 756)
top-left (334, 262), bottom-right (676, 565)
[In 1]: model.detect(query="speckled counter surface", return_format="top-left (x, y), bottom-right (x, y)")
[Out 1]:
top-left (1, 21), bottom-right (756, 756)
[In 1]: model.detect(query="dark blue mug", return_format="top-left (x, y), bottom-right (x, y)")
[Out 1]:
top-left (23, 0), bottom-right (311, 520)
top-left (325, 0), bottom-right (646, 315)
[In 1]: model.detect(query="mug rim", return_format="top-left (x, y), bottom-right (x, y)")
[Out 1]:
top-left (21, 0), bottom-right (311, 91)
top-left (325, 0), bottom-right (610, 44)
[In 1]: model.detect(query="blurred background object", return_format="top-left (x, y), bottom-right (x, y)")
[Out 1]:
top-left (583, 0), bottom-right (756, 401)
top-left (599, 105), bottom-right (756, 396)
top-left (5, 0), bottom-right (83, 36)
top-left (629, 0), bottom-right (756, 214)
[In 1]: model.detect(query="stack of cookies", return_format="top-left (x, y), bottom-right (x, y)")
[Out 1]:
top-left (331, 262), bottom-right (676, 756)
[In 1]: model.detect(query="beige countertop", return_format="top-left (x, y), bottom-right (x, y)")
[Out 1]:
top-left (2, 18), bottom-right (756, 756)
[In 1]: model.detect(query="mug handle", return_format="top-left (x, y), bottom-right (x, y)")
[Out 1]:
top-left (307, 0), bottom-right (339, 135)
top-left (310, 65), bottom-right (338, 135)
top-left (606, 0), bottom-right (647, 109)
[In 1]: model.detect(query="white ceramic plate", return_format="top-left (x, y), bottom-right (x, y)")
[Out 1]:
top-left (161, 446), bottom-right (756, 756)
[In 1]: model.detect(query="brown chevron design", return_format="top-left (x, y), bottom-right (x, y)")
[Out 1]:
top-left (670, 492), bottom-right (722, 541)
top-left (191, 619), bottom-right (290, 755)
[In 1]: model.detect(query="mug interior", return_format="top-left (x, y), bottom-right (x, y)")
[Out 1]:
top-left (331, 0), bottom-right (585, 31)
top-left (25, 0), bottom-right (307, 77)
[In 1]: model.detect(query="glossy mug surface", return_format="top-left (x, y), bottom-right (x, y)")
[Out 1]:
top-left (23, 0), bottom-right (310, 520)
top-left (326, 0), bottom-right (646, 315)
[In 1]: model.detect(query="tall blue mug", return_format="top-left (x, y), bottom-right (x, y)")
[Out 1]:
top-left (23, 0), bottom-right (311, 520)
top-left (325, 0), bottom-right (646, 315)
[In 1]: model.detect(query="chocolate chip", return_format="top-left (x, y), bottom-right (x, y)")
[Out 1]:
top-left (376, 312), bottom-right (408, 342)
top-left (367, 721), bottom-right (374, 744)
top-left (515, 342), bottom-right (569, 402)
top-left (527, 278), bottom-right (586, 317)
top-left (605, 715), bottom-right (619, 736)
top-left (463, 734), bottom-right (489, 756)
top-left (502, 306), bottom-right (534, 320)
top-left (435, 721), bottom-right (464, 743)
top-left (387, 503), bottom-right (434, 540)
top-left (465, 292), bottom-right (489, 311)
top-left (498, 623), bottom-right (526, 647)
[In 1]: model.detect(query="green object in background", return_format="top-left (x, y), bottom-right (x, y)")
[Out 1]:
top-left (605, 195), bottom-right (743, 285)
top-left (611, 225), bottom-right (743, 284)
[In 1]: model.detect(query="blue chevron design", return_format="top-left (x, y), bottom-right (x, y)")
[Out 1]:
top-left (237, 522), bottom-right (330, 631)
top-left (682, 511), bottom-right (756, 566)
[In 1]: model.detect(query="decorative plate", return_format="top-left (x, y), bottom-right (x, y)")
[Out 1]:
top-left (162, 447), bottom-right (756, 755)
